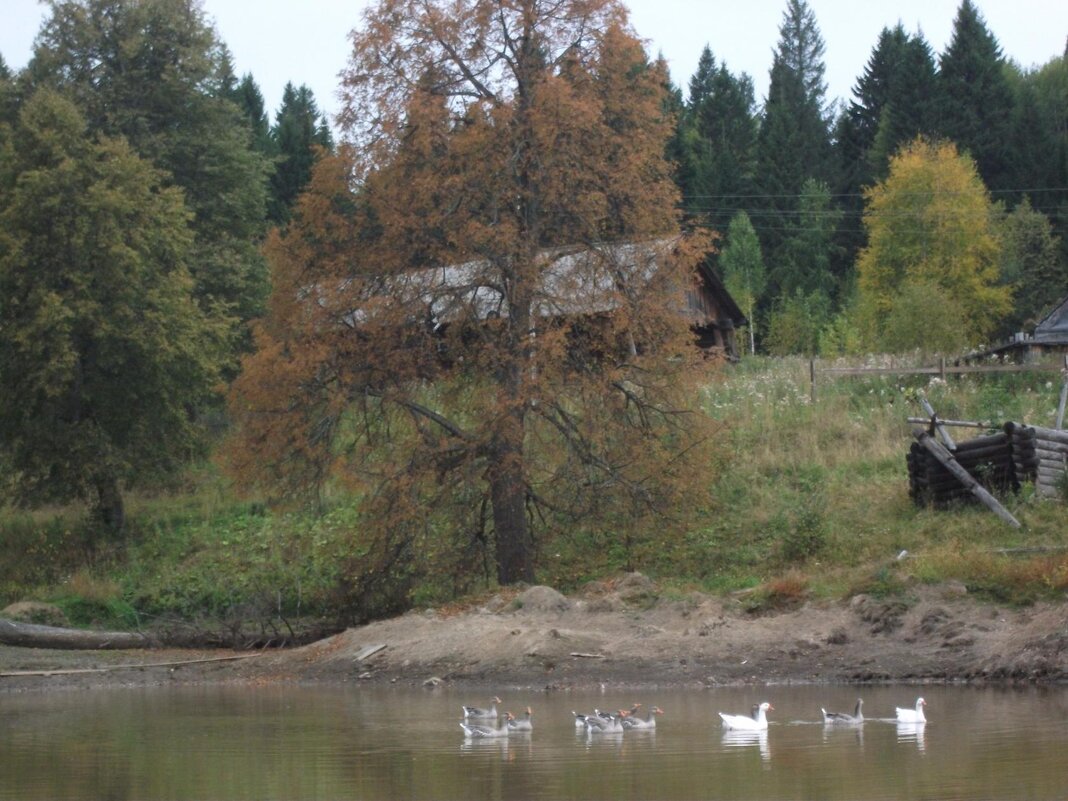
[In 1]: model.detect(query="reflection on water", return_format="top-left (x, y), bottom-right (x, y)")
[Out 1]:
top-left (721, 728), bottom-right (770, 762)
top-left (2, 685), bottom-right (1068, 800)
top-left (896, 721), bottom-right (927, 752)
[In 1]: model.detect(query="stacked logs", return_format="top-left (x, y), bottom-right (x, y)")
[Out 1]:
top-left (1027, 425), bottom-right (1068, 498)
top-left (907, 429), bottom-right (1020, 508)
top-left (908, 422), bottom-right (1066, 506)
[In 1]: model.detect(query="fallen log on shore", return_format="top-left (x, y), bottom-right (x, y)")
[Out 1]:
top-left (0, 618), bottom-right (153, 650)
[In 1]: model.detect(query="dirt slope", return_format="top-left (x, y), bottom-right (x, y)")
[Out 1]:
top-left (2, 575), bottom-right (1066, 692)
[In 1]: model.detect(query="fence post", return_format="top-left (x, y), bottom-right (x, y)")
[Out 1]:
top-left (810, 358), bottom-right (817, 403)
top-left (1057, 354), bottom-right (1068, 430)
top-left (939, 356), bottom-right (946, 382)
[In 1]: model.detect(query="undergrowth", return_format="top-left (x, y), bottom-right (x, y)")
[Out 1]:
top-left (1, 355), bottom-right (1066, 630)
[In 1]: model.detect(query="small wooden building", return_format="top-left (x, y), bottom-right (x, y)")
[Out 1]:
top-left (969, 294), bottom-right (1068, 363)
top-left (690, 260), bottom-right (747, 361)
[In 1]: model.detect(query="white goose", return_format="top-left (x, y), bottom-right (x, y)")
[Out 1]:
top-left (719, 701), bottom-right (773, 731)
top-left (462, 696), bottom-right (502, 720)
top-left (822, 698), bottom-right (864, 724)
top-left (895, 697), bottom-right (927, 723)
top-left (460, 712), bottom-right (514, 738)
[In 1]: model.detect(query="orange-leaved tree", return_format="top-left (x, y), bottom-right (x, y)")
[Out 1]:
top-left (226, 0), bottom-right (719, 596)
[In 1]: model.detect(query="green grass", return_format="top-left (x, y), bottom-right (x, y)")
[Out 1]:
top-left (1, 355), bottom-right (1066, 631)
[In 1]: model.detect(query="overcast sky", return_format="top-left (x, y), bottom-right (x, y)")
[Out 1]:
top-left (3, 0), bottom-right (1066, 131)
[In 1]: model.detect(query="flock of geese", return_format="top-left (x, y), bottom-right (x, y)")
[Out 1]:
top-left (459, 695), bottom-right (928, 738)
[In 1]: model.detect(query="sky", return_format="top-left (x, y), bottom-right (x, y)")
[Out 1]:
top-left (2, 0), bottom-right (1066, 133)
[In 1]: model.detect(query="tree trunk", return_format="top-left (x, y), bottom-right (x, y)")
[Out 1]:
top-left (94, 473), bottom-right (125, 534)
top-left (0, 618), bottom-right (150, 650)
top-left (489, 442), bottom-right (533, 585)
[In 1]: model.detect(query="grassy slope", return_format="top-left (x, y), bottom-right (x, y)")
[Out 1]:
top-left (1, 356), bottom-right (1066, 631)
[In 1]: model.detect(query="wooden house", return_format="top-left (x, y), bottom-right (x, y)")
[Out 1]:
top-left (385, 238), bottom-right (747, 361)
top-left (969, 294), bottom-right (1068, 363)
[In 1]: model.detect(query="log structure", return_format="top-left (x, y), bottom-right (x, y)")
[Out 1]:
top-left (907, 420), bottom-right (1064, 508)
top-left (1021, 424), bottom-right (1068, 499)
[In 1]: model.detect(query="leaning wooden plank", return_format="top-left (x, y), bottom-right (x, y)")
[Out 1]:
top-left (912, 430), bottom-right (1021, 527)
top-left (353, 644), bottom-right (387, 662)
top-left (0, 653), bottom-right (260, 678)
top-left (919, 397), bottom-right (955, 450)
top-left (0, 618), bottom-right (151, 650)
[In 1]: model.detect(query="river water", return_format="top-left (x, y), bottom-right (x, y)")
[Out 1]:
top-left (2, 684), bottom-right (1067, 800)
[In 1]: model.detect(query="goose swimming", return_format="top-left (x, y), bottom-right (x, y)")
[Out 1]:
top-left (719, 701), bottom-right (773, 731)
top-left (822, 698), bottom-right (864, 724)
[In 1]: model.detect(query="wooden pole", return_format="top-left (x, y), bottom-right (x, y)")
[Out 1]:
top-left (919, 395), bottom-right (956, 450)
top-left (1056, 355), bottom-right (1068, 430)
top-left (810, 358), bottom-right (817, 404)
top-left (906, 417), bottom-right (993, 429)
top-left (912, 430), bottom-right (1021, 528)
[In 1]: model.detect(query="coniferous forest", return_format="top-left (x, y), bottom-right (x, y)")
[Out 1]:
top-left (1, 0), bottom-right (1066, 629)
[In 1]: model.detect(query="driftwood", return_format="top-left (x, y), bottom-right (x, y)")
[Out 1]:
top-left (0, 618), bottom-right (152, 650)
top-left (0, 653), bottom-right (260, 678)
top-left (912, 430), bottom-right (1021, 527)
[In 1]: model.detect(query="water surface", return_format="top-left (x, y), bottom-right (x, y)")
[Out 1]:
top-left (3, 684), bottom-right (1067, 800)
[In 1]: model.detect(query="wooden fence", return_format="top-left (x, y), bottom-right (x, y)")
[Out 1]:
top-left (809, 355), bottom-right (1068, 403)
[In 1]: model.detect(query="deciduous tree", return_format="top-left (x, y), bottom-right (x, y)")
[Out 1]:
top-left (228, 0), bottom-right (718, 590)
top-left (855, 138), bottom-right (1011, 350)
top-left (719, 211), bottom-right (765, 354)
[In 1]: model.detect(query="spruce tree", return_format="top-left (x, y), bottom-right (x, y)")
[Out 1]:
top-left (234, 73), bottom-right (274, 156)
top-left (937, 0), bottom-right (1015, 191)
top-left (268, 82), bottom-right (334, 225)
top-left (755, 0), bottom-right (833, 301)
top-left (680, 46), bottom-right (758, 233)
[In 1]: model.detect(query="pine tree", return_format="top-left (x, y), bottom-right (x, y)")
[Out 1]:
top-left (937, 0), bottom-right (1016, 191)
top-left (999, 198), bottom-right (1067, 333)
top-left (268, 82), bottom-right (334, 225)
top-left (230, 1), bottom-right (719, 587)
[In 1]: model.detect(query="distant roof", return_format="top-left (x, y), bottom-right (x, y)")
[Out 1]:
top-left (340, 237), bottom-right (712, 328)
top-left (1034, 294), bottom-right (1068, 343)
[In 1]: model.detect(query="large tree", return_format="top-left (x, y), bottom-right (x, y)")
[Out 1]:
top-left (0, 91), bottom-right (222, 531)
top-left (937, 0), bottom-right (1015, 192)
top-left (26, 0), bottom-right (271, 335)
top-left (679, 46), bottom-right (758, 232)
top-left (855, 138), bottom-right (1011, 351)
top-left (755, 0), bottom-right (833, 297)
top-left (228, 0), bottom-right (717, 589)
